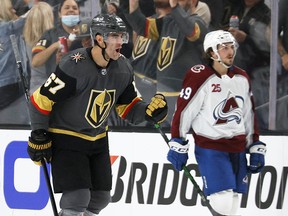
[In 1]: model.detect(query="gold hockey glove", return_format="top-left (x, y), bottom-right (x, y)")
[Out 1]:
top-left (145, 93), bottom-right (168, 124)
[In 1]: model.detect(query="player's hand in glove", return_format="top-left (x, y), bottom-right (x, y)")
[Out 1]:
top-left (145, 93), bottom-right (168, 124)
top-left (167, 138), bottom-right (189, 171)
top-left (248, 141), bottom-right (267, 173)
top-left (28, 129), bottom-right (52, 166)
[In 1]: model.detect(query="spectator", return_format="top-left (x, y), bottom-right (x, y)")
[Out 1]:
top-left (138, 0), bottom-right (155, 17)
top-left (227, 0), bottom-right (271, 74)
top-left (126, 0), bottom-right (208, 127)
top-left (100, 0), bottom-right (119, 13)
top-left (277, 0), bottom-right (288, 130)
top-left (23, 1), bottom-right (54, 93)
top-left (278, 0), bottom-right (288, 73)
top-left (31, 0), bottom-right (81, 78)
top-left (12, 0), bottom-right (30, 16)
top-left (0, 0), bottom-right (30, 125)
top-left (221, 0), bottom-right (240, 30)
top-left (188, 0), bottom-right (211, 28)
top-left (226, 0), bottom-right (271, 130)
top-left (201, 0), bottom-right (224, 30)
top-left (131, 2), bottom-right (170, 108)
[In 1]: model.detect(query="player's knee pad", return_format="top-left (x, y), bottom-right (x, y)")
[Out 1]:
top-left (210, 189), bottom-right (234, 215)
top-left (86, 190), bottom-right (111, 214)
top-left (60, 188), bottom-right (91, 213)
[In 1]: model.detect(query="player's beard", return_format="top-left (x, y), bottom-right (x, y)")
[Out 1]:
top-left (107, 48), bottom-right (121, 60)
top-left (154, 0), bottom-right (170, 8)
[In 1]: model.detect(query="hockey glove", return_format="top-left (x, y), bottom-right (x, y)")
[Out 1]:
top-left (248, 141), bottom-right (267, 173)
top-left (145, 93), bottom-right (168, 124)
top-left (167, 138), bottom-right (189, 171)
top-left (28, 129), bottom-right (52, 166)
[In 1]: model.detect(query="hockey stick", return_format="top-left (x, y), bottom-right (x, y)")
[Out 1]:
top-left (154, 123), bottom-right (225, 216)
top-left (10, 34), bottom-right (58, 216)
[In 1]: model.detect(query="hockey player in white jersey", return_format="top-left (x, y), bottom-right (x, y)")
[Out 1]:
top-left (167, 30), bottom-right (267, 215)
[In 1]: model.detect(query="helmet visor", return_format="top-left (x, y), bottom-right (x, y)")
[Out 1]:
top-left (103, 32), bottom-right (129, 44)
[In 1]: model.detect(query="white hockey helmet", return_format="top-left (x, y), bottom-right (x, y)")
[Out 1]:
top-left (203, 30), bottom-right (238, 54)
top-left (203, 30), bottom-right (238, 67)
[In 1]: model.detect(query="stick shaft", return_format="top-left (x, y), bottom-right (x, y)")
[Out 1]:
top-left (41, 159), bottom-right (59, 216)
top-left (10, 34), bottom-right (29, 101)
top-left (10, 34), bottom-right (58, 216)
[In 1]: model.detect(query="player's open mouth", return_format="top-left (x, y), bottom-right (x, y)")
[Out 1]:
top-left (116, 48), bottom-right (121, 53)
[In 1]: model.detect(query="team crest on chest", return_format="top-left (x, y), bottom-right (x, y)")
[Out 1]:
top-left (85, 89), bottom-right (116, 128)
top-left (71, 52), bottom-right (85, 63)
top-left (213, 91), bottom-right (244, 125)
top-left (132, 36), bottom-right (151, 59)
top-left (157, 36), bottom-right (176, 71)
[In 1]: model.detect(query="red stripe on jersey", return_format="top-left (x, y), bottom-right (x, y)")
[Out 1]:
top-left (121, 97), bottom-right (142, 119)
top-left (193, 133), bottom-right (247, 153)
top-left (31, 95), bottom-right (50, 115)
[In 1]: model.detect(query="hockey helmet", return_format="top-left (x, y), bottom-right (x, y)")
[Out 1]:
top-left (90, 14), bottom-right (129, 44)
top-left (203, 30), bottom-right (238, 54)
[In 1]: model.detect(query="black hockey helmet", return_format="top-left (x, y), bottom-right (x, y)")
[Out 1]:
top-left (90, 13), bottom-right (127, 39)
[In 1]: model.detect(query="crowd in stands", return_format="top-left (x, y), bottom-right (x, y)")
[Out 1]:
top-left (0, 0), bottom-right (287, 130)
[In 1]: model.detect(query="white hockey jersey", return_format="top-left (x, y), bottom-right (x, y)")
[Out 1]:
top-left (171, 64), bottom-right (259, 153)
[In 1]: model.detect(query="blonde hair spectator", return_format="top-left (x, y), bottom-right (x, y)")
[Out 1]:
top-left (0, 0), bottom-right (30, 124)
top-left (23, 2), bottom-right (54, 47)
top-left (0, 0), bottom-right (18, 21)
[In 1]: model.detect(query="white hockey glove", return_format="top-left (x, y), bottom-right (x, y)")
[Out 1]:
top-left (248, 141), bottom-right (267, 173)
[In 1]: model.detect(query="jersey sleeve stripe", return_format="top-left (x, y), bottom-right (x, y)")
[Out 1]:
top-left (32, 46), bottom-right (46, 53)
top-left (187, 23), bottom-right (201, 42)
top-left (117, 97), bottom-right (142, 119)
top-left (31, 88), bottom-right (54, 115)
top-left (145, 18), bottom-right (159, 40)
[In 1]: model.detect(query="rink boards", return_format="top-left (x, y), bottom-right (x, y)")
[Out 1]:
top-left (0, 130), bottom-right (287, 216)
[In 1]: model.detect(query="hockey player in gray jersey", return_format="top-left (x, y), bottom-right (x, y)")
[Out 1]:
top-left (26, 14), bottom-right (168, 216)
top-left (167, 30), bottom-right (267, 215)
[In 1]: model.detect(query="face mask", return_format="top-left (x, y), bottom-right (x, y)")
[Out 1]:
top-left (61, 15), bottom-right (80, 27)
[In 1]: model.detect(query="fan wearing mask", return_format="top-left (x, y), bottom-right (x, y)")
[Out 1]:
top-left (31, 0), bottom-right (81, 78)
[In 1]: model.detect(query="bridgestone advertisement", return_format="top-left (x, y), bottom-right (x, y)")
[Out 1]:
top-left (0, 130), bottom-right (287, 216)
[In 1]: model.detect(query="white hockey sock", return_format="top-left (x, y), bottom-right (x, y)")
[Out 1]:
top-left (230, 192), bottom-right (240, 215)
top-left (59, 209), bottom-right (84, 216)
top-left (210, 189), bottom-right (234, 215)
top-left (84, 210), bottom-right (98, 216)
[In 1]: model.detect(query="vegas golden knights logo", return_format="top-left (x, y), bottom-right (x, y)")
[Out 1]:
top-left (157, 37), bottom-right (176, 71)
top-left (80, 23), bottom-right (88, 35)
top-left (85, 89), bottom-right (116, 128)
top-left (132, 36), bottom-right (151, 60)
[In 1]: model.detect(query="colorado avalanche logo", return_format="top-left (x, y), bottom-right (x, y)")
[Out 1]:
top-left (213, 91), bottom-right (244, 125)
top-left (191, 64), bottom-right (205, 73)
